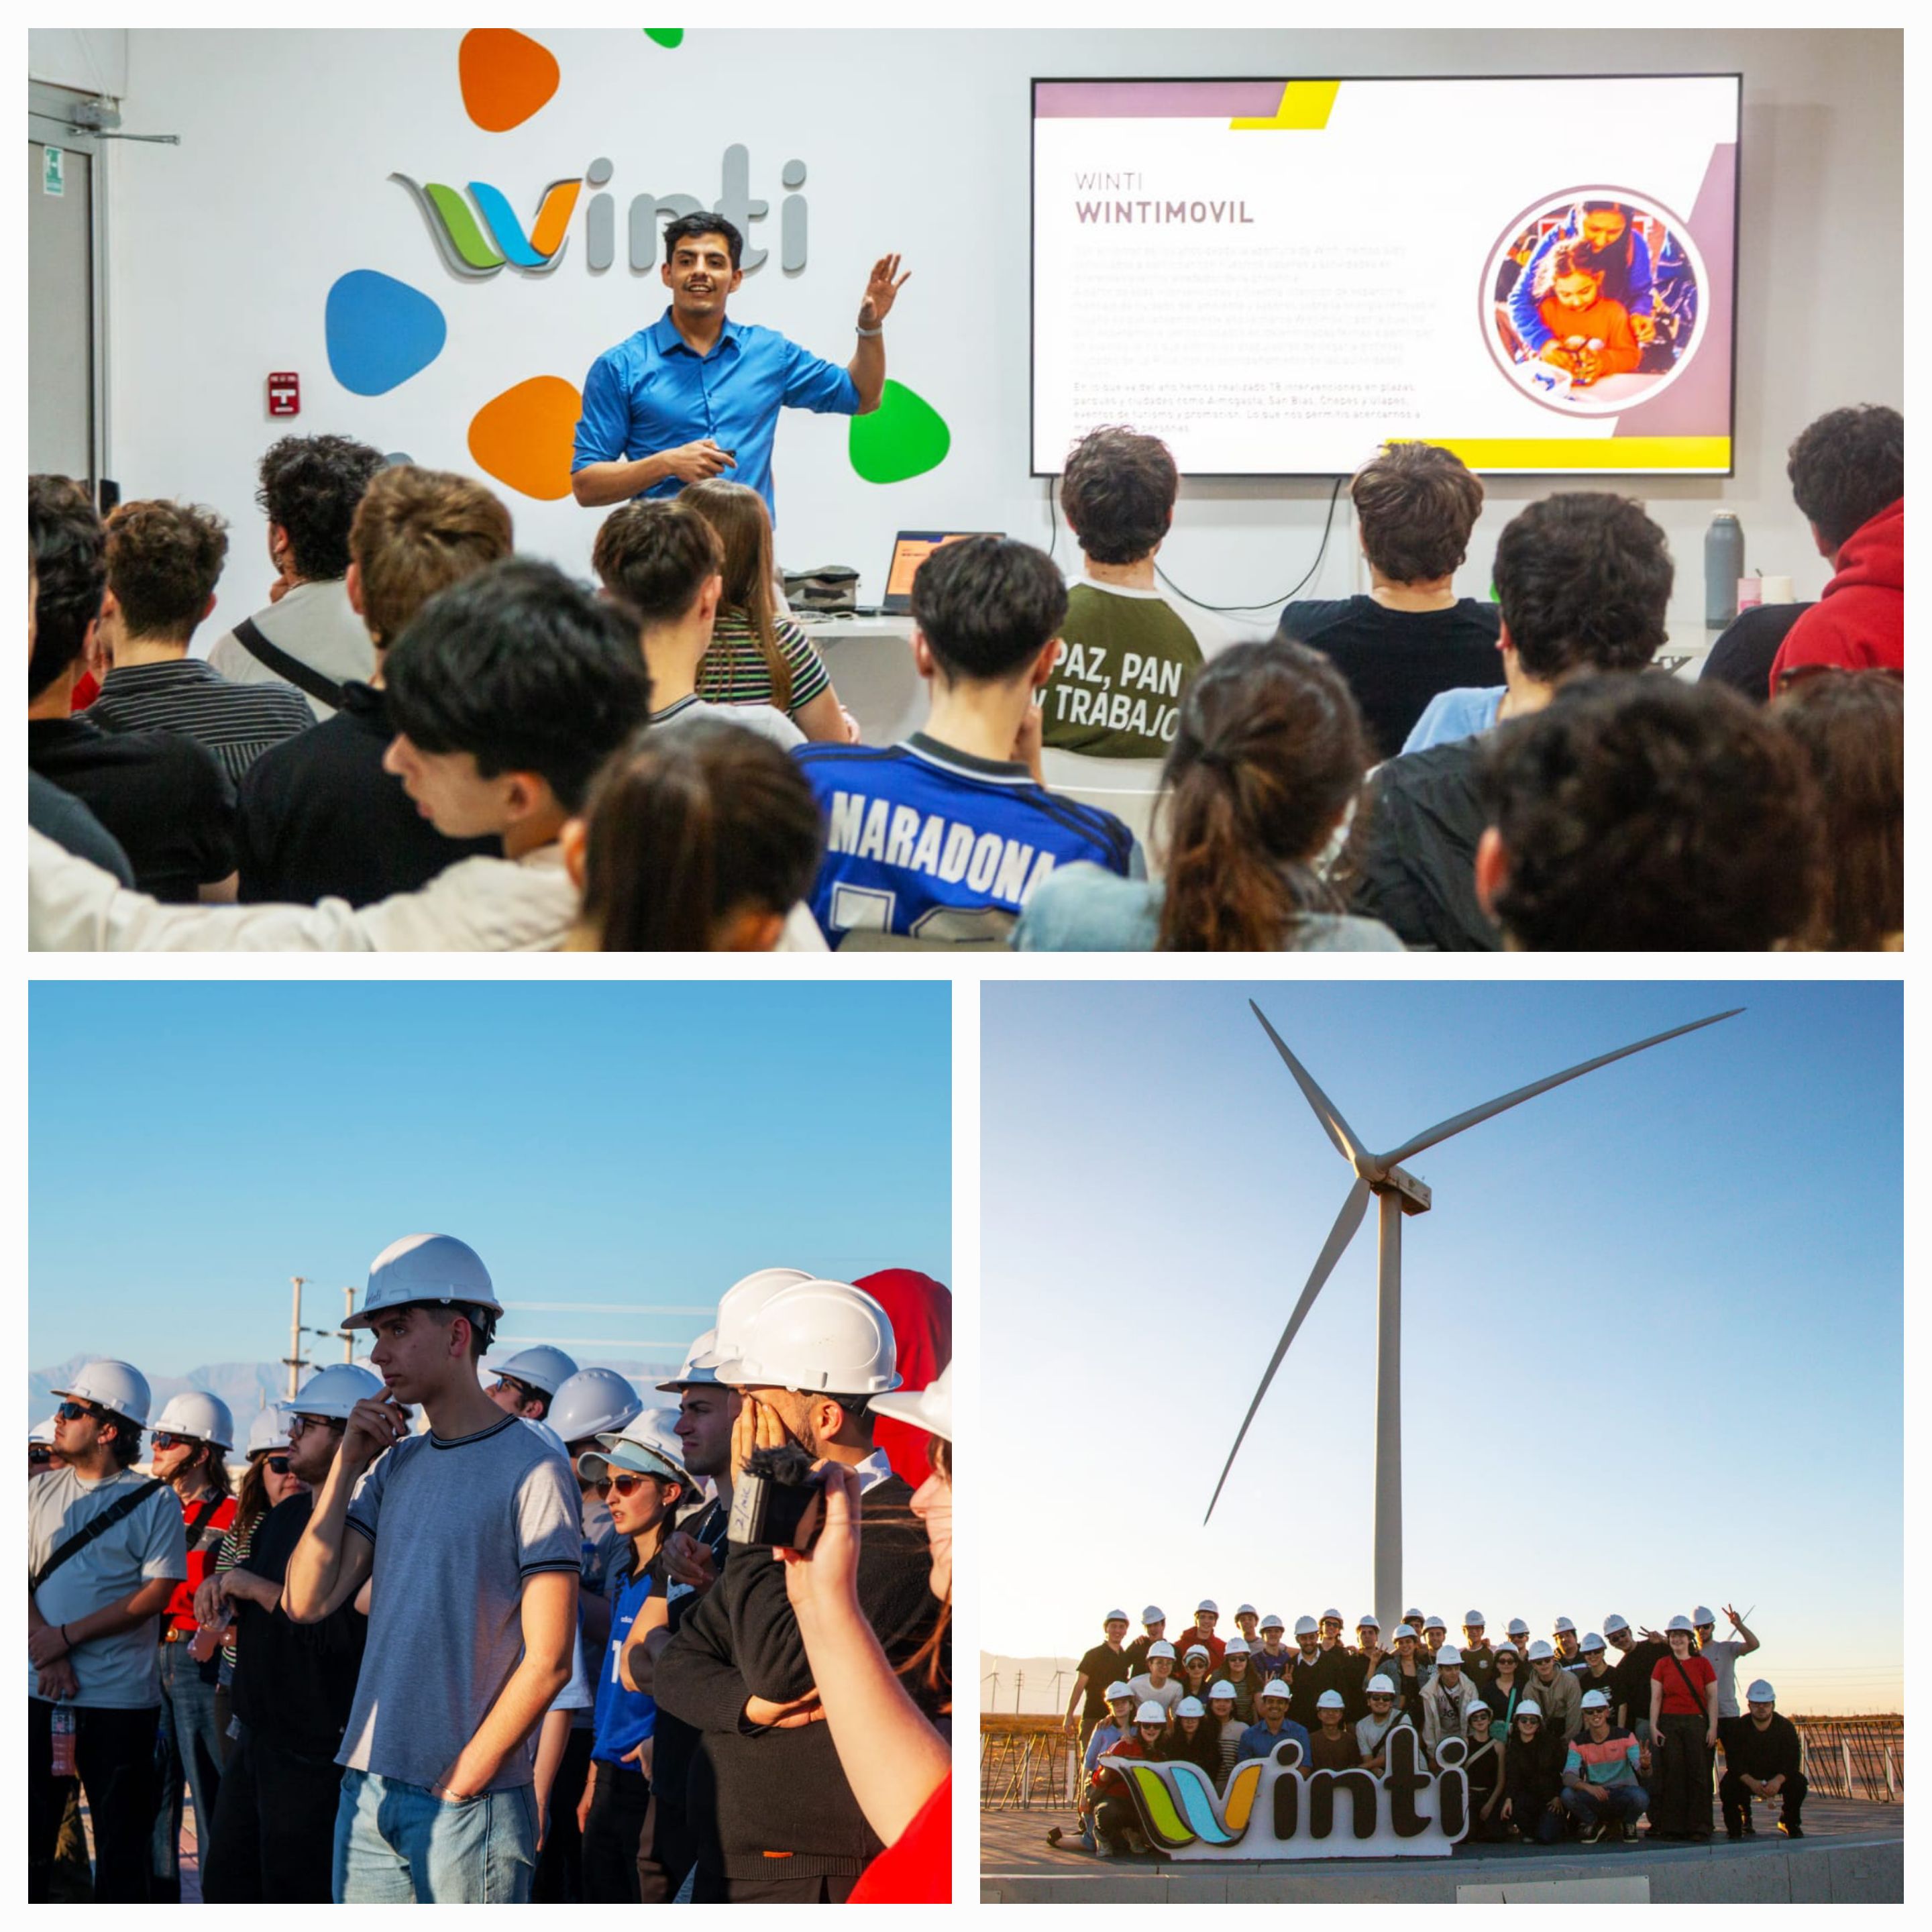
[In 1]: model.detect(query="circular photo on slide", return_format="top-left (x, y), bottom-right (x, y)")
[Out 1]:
top-left (1483, 191), bottom-right (1707, 417)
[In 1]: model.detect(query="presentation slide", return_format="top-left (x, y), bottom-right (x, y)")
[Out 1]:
top-left (1032, 76), bottom-right (1739, 477)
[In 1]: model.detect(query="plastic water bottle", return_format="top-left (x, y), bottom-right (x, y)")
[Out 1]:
top-left (1705, 513), bottom-right (1745, 630)
top-left (51, 1704), bottom-right (76, 1775)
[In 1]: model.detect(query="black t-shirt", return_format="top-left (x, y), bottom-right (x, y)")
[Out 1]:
top-left (1075, 1644), bottom-right (1132, 1721)
top-left (1344, 737), bottom-right (1498, 953)
top-left (1721, 1712), bottom-right (1801, 1782)
top-left (1278, 596), bottom-right (1503, 763)
top-left (28, 714), bottom-right (235, 902)
top-left (236, 680), bottom-right (500, 906)
top-left (29, 769), bottom-right (134, 883)
top-left (1699, 603), bottom-right (1811, 706)
top-left (233, 1492), bottom-right (368, 1761)
top-left (1611, 1641), bottom-right (1670, 1725)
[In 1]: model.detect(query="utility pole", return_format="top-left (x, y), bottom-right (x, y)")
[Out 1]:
top-left (342, 1286), bottom-right (357, 1362)
top-left (282, 1277), bottom-right (311, 1399)
top-left (1016, 1669), bottom-right (1024, 1715)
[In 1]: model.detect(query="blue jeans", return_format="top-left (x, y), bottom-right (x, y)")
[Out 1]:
top-left (333, 1768), bottom-right (538, 1902)
top-left (1562, 1784), bottom-right (1648, 1828)
top-left (152, 1642), bottom-right (224, 1890)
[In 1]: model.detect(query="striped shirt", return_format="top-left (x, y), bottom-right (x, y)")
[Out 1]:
top-left (696, 610), bottom-right (830, 716)
top-left (91, 658), bottom-right (314, 784)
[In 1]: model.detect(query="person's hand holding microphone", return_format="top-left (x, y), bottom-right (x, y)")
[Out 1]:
top-left (663, 440), bottom-right (736, 484)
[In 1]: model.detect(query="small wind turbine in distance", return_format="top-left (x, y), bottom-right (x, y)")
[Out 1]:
top-left (1206, 1000), bottom-right (1742, 1631)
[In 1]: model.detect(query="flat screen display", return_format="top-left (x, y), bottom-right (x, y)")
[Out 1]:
top-left (1031, 75), bottom-right (1740, 476)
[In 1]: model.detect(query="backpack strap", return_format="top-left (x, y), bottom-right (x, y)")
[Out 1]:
top-left (31, 1479), bottom-right (168, 1595)
top-left (230, 617), bottom-right (343, 711)
top-left (1670, 1654), bottom-right (1710, 1713)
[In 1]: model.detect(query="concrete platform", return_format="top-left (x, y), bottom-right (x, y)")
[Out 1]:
top-left (979, 1798), bottom-right (1903, 1903)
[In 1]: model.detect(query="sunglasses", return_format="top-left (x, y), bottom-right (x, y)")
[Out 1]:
top-left (54, 1400), bottom-right (104, 1423)
top-left (490, 1378), bottom-right (536, 1401)
top-left (151, 1432), bottom-right (200, 1451)
top-left (266, 1456), bottom-right (294, 1474)
top-left (287, 1415), bottom-right (345, 1438)
top-left (606, 1470), bottom-right (667, 1498)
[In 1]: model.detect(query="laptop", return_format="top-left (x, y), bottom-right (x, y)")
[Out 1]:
top-left (880, 531), bottom-right (1003, 616)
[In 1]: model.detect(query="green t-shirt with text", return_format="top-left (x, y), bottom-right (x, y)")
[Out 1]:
top-left (1040, 582), bottom-right (1208, 759)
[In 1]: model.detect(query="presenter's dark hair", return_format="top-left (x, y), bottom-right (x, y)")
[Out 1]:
top-left (1157, 640), bottom-right (1367, 952)
top-left (1479, 675), bottom-right (1820, 951)
top-left (1768, 669), bottom-right (1902, 950)
top-left (910, 536), bottom-right (1067, 682)
top-left (1491, 492), bottom-right (1672, 682)
top-left (577, 718), bottom-right (824, 951)
top-left (592, 498), bottom-right (724, 626)
top-left (103, 499), bottom-right (229, 639)
top-left (384, 557), bottom-right (652, 812)
top-left (663, 210), bottom-right (744, 272)
top-left (28, 474), bottom-right (108, 700)
top-left (349, 466), bottom-right (514, 649)
top-left (1786, 405), bottom-right (1904, 551)
top-left (255, 433), bottom-right (386, 582)
top-left (1060, 426), bottom-right (1177, 564)
top-left (1351, 443), bottom-right (1485, 585)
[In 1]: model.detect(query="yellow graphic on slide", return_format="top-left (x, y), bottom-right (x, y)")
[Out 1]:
top-left (1230, 80), bottom-right (1340, 131)
top-left (1424, 437), bottom-right (1731, 472)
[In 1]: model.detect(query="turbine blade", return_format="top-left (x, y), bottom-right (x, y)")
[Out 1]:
top-left (1205, 1175), bottom-right (1372, 1522)
top-left (1250, 1001), bottom-right (1366, 1169)
top-left (1380, 1008), bottom-right (1743, 1169)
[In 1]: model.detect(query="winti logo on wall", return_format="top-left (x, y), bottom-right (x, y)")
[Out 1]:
top-left (323, 29), bottom-right (950, 500)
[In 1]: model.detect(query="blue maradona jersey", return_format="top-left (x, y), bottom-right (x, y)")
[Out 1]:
top-left (795, 733), bottom-right (1138, 944)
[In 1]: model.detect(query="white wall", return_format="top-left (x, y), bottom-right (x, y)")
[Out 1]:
top-left (106, 28), bottom-right (1900, 633)
top-left (29, 30), bottom-right (128, 99)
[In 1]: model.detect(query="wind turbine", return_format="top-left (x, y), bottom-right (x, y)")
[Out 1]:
top-left (1206, 1000), bottom-right (1740, 1630)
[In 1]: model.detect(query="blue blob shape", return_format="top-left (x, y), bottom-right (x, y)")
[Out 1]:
top-left (325, 270), bottom-right (447, 396)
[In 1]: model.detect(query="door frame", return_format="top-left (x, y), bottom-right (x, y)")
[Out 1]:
top-left (29, 79), bottom-right (111, 493)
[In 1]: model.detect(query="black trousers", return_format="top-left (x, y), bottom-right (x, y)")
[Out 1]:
top-left (1093, 1792), bottom-right (1142, 1854)
top-left (200, 1727), bottom-right (344, 1902)
top-left (714, 1870), bottom-right (861, 1902)
top-left (532, 1724), bottom-right (594, 1902)
top-left (1652, 1713), bottom-right (1714, 1835)
top-left (638, 1776), bottom-right (694, 1902)
top-left (1720, 1767), bottom-right (1807, 1833)
top-left (582, 1762), bottom-right (651, 1903)
top-left (28, 1700), bottom-right (160, 1902)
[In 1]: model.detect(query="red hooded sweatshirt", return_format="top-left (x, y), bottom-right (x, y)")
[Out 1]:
top-left (1769, 497), bottom-right (1903, 690)
top-left (854, 1268), bottom-right (951, 1487)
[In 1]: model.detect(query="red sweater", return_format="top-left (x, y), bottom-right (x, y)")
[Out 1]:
top-left (1770, 498), bottom-right (1904, 688)
top-left (855, 1269), bottom-right (952, 1489)
top-left (849, 1772), bottom-right (949, 1904)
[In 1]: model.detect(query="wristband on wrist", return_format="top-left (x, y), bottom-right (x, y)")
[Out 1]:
top-left (855, 325), bottom-right (883, 338)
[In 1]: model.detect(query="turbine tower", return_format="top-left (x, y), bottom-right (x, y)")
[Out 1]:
top-left (1207, 1000), bottom-right (1740, 1630)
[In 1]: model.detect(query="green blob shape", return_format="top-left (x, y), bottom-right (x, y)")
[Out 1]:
top-left (644, 29), bottom-right (684, 47)
top-left (849, 379), bottom-right (951, 484)
top-left (425, 182), bottom-right (504, 270)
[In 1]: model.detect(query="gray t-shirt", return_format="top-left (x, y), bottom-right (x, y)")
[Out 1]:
top-left (651, 692), bottom-right (806, 749)
top-left (205, 579), bottom-right (376, 722)
top-left (339, 1413), bottom-right (582, 1790)
top-left (1128, 1673), bottom-right (1183, 1719)
top-left (29, 1466), bottom-right (186, 1708)
top-left (1699, 1638), bottom-right (1748, 1719)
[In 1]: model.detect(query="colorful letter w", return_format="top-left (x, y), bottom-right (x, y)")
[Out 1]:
top-left (1110, 1757), bottom-right (1265, 1851)
top-left (392, 173), bottom-right (582, 276)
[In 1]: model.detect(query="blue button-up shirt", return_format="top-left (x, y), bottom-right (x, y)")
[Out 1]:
top-left (572, 309), bottom-right (860, 529)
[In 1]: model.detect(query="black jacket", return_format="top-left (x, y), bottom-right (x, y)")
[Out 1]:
top-left (1503, 1723), bottom-right (1567, 1813)
top-left (1344, 738), bottom-right (1501, 952)
top-left (1721, 1713), bottom-right (1802, 1782)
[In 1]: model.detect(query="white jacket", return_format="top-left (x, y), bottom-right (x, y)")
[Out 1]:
top-left (1420, 1672), bottom-right (1486, 1757)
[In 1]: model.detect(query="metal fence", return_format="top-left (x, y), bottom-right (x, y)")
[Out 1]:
top-left (1792, 1717), bottom-right (1904, 1803)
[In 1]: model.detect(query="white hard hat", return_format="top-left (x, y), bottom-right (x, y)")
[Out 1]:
top-left (1321, 1607), bottom-right (1344, 1623)
top-left (1294, 1616), bottom-right (1319, 1638)
top-left (1694, 1606), bottom-right (1717, 1625)
top-left (548, 1367), bottom-right (644, 1446)
top-left (245, 1407), bottom-right (292, 1456)
top-left (1146, 1640), bottom-right (1175, 1660)
top-left (1527, 1640), bottom-right (1555, 1661)
top-left (152, 1391), bottom-right (236, 1452)
top-left (1223, 1637), bottom-right (1250, 1656)
top-left (1365, 1675), bottom-right (1397, 1697)
top-left (1436, 1644), bottom-right (1463, 1666)
top-left (1516, 1700), bottom-right (1544, 1720)
top-left (1393, 1625), bottom-right (1419, 1644)
top-left (488, 1346), bottom-right (578, 1399)
top-left (1196, 1599), bottom-right (1219, 1614)
top-left (1105, 1680), bottom-right (1134, 1702)
top-left (1263, 1615), bottom-right (1287, 1631)
top-left (1581, 1632), bottom-right (1607, 1653)
top-left (1603, 1613), bottom-right (1631, 1635)
top-left (714, 1279), bottom-right (902, 1396)
top-left (1134, 1701), bottom-right (1168, 1725)
top-left (1425, 1614), bottom-right (1448, 1631)
top-left (689, 1269), bottom-right (815, 1370)
top-left (1356, 1613), bottom-right (1381, 1629)
top-left (1259, 1679), bottom-right (1291, 1701)
top-left (1142, 1606), bottom-right (1166, 1625)
top-left (1667, 1615), bottom-right (1696, 1633)
top-left (579, 1411), bottom-right (694, 1490)
top-left (657, 1330), bottom-right (721, 1393)
top-left (1403, 1607), bottom-right (1424, 1625)
top-left (1465, 1703), bottom-right (1493, 1723)
top-left (522, 1417), bottom-right (570, 1460)
top-left (1507, 1619), bottom-right (1531, 1638)
top-left (1183, 1645), bottom-right (1210, 1662)
top-left (1495, 1641), bottom-right (1519, 1658)
top-left (348, 1234), bottom-right (503, 1330)
top-left (1236, 1603), bottom-right (1257, 1617)
top-left (1317, 1689), bottom-right (1346, 1711)
top-left (1208, 1682), bottom-right (1235, 1702)
top-left (1746, 1679), bottom-right (1776, 1705)
top-left (871, 1362), bottom-right (952, 1442)
top-left (281, 1362), bottom-right (385, 1423)
top-left (1464, 1610), bottom-right (1486, 1626)
top-left (1553, 1616), bottom-right (1576, 1634)
top-left (1175, 1696), bottom-right (1205, 1718)
top-left (1104, 1609), bottom-right (1130, 1625)
top-left (1580, 1690), bottom-right (1609, 1710)
top-left (52, 1360), bottom-right (152, 1428)
top-left (30, 1415), bottom-right (58, 1445)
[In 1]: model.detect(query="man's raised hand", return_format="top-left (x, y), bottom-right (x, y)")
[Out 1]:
top-left (343, 1393), bottom-right (409, 1474)
top-left (858, 254), bottom-right (910, 330)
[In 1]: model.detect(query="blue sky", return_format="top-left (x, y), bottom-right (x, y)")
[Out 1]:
top-left (31, 980), bottom-right (951, 1377)
top-left (981, 981), bottom-right (1901, 1715)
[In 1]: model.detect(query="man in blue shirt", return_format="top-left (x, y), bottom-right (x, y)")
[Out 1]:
top-left (571, 213), bottom-right (908, 529)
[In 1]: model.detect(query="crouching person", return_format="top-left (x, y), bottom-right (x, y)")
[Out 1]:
top-left (1560, 1689), bottom-right (1649, 1843)
top-left (1501, 1701), bottom-right (1568, 1844)
top-left (1719, 1681), bottom-right (1808, 1841)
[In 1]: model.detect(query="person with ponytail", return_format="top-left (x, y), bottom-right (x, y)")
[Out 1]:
top-left (562, 718), bottom-right (825, 951)
top-left (1014, 639), bottom-right (1403, 951)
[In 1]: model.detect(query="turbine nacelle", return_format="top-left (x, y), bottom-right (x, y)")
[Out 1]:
top-left (1362, 1162), bottom-right (1432, 1214)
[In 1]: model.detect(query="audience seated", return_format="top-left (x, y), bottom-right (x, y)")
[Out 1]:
top-left (234, 464), bottom-right (511, 906)
top-left (590, 498), bottom-right (802, 745)
top-left (90, 498), bottom-right (311, 781)
top-left (1280, 441), bottom-right (1502, 761)
top-left (1038, 426), bottom-right (1236, 762)
top-left (1016, 640), bottom-right (1402, 952)
top-left (563, 717), bottom-right (824, 950)
top-left (795, 536), bottom-right (1138, 947)
top-left (1766, 405), bottom-right (1903, 688)
top-left (1766, 669), bottom-right (1903, 950)
top-left (205, 434), bottom-right (387, 716)
top-left (680, 478), bottom-right (855, 741)
top-left (28, 476), bottom-right (238, 903)
top-left (1473, 676), bottom-right (1822, 950)
top-left (1340, 492), bottom-right (1672, 951)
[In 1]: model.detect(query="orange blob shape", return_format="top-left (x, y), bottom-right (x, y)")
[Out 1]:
top-left (459, 29), bottom-right (560, 133)
top-left (468, 376), bottom-right (583, 500)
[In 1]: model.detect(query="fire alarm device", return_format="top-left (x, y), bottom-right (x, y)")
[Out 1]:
top-left (268, 372), bottom-right (301, 417)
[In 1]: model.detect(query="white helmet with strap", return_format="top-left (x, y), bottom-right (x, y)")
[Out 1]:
top-left (547, 1367), bottom-right (643, 1446)
top-left (152, 1391), bottom-right (236, 1452)
top-left (870, 1362), bottom-right (952, 1442)
top-left (688, 1269), bottom-right (815, 1372)
top-left (52, 1360), bottom-right (153, 1428)
top-left (713, 1279), bottom-right (902, 1395)
top-left (486, 1346), bottom-right (579, 1399)
top-left (280, 1362), bottom-right (386, 1423)
top-left (345, 1234), bottom-right (504, 1335)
